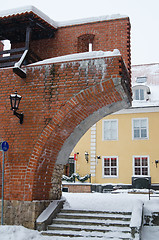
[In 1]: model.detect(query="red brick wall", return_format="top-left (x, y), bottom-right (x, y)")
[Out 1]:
top-left (0, 41), bottom-right (3, 52)
top-left (62, 184), bottom-right (92, 193)
top-left (0, 54), bottom-right (131, 201)
top-left (13, 17), bottom-right (131, 74)
top-left (0, 16), bottom-right (131, 202)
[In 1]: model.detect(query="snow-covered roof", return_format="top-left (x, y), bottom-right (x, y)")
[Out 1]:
top-left (0, 5), bottom-right (128, 29)
top-left (131, 63), bottom-right (159, 107)
top-left (0, 5), bottom-right (57, 29)
top-left (29, 49), bottom-right (121, 66)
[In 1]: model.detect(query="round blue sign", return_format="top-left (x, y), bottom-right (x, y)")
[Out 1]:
top-left (2, 141), bottom-right (9, 152)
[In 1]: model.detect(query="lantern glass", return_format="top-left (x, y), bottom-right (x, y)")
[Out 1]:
top-left (10, 91), bottom-right (22, 111)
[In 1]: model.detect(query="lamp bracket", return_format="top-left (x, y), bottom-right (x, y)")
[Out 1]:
top-left (13, 110), bottom-right (24, 124)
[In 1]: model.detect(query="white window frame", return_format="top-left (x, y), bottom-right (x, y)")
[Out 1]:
top-left (132, 118), bottom-right (149, 140)
top-left (133, 155), bottom-right (150, 177)
top-left (102, 119), bottom-right (118, 141)
top-left (102, 156), bottom-right (118, 178)
top-left (132, 85), bottom-right (150, 101)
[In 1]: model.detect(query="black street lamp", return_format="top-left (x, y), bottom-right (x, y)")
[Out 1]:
top-left (10, 91), bottom-right (24, 124)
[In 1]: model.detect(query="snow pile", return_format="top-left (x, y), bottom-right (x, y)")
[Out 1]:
top-left (30, 49), bottom-right (121, 66)
top-left (63, 192), bottom-right (146, 212)
top-left (0, 225), bottom-right (50, 240)
top-left (130, 200), bottom-right (143, 228)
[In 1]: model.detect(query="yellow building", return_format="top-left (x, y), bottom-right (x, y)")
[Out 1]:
top-left (64, 63), bottom-right (159, 191)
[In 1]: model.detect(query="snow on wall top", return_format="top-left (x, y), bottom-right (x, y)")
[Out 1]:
top-left (30, 49), bottom-right (121, 66)
top-left (56, 14), bottom-right (128, 27)
top-left (0, 5), bottom-right (128, 29)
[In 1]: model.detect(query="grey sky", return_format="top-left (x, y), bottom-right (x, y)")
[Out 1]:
top-left (1, 0), bottom-right (159, 65)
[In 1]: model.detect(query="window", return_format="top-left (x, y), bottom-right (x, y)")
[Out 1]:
top-left (132, 85), bottom-right (150, 101)
top-left (77, 34), bottom-right (95, 53)
top-left (64, 157), bottom-right (76, 177)
top-left (103, 156), bottom-right (118, 177)
top-left (103, 119), bottom-right (118, 140)
top-left (136, 77), bottom-right (147, 83)
top-left (134, 88), bottom-right (144, 100)
top-left (132, 118), bottom-right (148, 140)
top-left (133, 156), bottom-right (149, 176)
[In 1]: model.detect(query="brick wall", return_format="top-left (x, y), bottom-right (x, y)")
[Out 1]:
top-left (13, 17), bottom-right (131, 74)
top-left (0, 15), bottom-right (132, 227)
top-left (0, 41), bottom-right (3, 52)
top-left (62, 183), bottom-right (92, 193)
top-left (0, 54), bottom-right (131, 201)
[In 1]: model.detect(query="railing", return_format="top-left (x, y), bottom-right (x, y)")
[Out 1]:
top-left (149, 184), bottom-right (159, 200)
top-left (0, 47), bottom-right (41, 68)
top-left (0, 47), bottom-right (26, 68)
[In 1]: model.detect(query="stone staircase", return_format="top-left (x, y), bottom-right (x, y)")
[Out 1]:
top-left (41, 209), bottom-right (132, 239)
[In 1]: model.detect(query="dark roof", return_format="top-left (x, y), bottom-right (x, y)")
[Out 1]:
top-left (0, 6), bottom-right (57, 43)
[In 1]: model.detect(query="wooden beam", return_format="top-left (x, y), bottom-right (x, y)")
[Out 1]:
top-left (25, 26), bottom-right (32, 50)
top-left (13, 66), bottom-right (26, 79)
top-left (0, 47), bottom-right (26, 56)
top-left (0, 54), bottom-right (22, 63)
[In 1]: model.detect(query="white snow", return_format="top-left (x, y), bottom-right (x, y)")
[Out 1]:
top-left (0, 192), bottom-right (159, 239)
top-left (0, 6), bottom-right (57, 29)
top-left (37, 201), bottom-right (59, 222)
top-left (56, 14), bottom-right (128, 27)
top-left (0, 5), bottom-right (128, 29)
top-left (30, 49), bottom-right (121, 66)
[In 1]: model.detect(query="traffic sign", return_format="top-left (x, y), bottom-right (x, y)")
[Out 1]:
top-left (1, 141), bottom-right (9, 152)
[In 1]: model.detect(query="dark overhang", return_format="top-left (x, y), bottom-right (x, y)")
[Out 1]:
top-left (0, 6), bottom-right (57, 43)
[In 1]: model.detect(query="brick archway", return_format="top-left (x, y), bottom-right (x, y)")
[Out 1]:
top-left (22, 55), bottom-right (131, 201)
top-left (0, 7), bottom-right (132, 228)
top-left (0, 53), bottom-right (131, 228)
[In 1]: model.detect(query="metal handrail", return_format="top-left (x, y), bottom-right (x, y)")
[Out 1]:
top-left (149, 184), bottom-right (159, 200)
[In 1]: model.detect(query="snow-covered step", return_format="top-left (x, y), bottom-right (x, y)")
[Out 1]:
top-left (42, 229), bottom-right (131, 239)
top-left (52, 218), bottom-right (130, 227)
top-left (58, 212), bottom-right (131, 221)
top-left (41, 208), bottom-right (132, 239)
top-left (61, 209), bottom-right (131, 215)
top-left (47, 223), bottom-right (131, 233)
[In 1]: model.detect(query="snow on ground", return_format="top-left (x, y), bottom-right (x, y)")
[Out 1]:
top-left (0, 191), bottom-right (159, 240)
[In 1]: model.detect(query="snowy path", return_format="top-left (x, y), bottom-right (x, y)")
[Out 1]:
top-left (0, 192), bottom-right (159, 240)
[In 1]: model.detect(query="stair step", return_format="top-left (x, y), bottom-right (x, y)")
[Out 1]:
top-left (57, 212), bottom-right (131, 221)
top-left (41, 229), bottom-right (131, 239)
top-left (41, 208), bottom-right (132, 239)
top-left (48, 224), bottom-right (131, 233)
top-left (61, 209), bottom-right (131, 215)
top-left (52, 218), bottom-right (130, 227)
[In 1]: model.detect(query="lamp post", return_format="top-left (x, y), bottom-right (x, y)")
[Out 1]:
top-left (10, 91), bottom-right (24, 124)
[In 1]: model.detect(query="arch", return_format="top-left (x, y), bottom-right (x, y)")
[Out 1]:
top-left (23, 77), bottom-right (130, 201)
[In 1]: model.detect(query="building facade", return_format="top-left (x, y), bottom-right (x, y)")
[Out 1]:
top-left (65, 63), bottom-right (159, 191)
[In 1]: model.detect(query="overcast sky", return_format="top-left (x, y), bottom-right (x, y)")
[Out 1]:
top-left (1, 0), bottom-right (159, 66)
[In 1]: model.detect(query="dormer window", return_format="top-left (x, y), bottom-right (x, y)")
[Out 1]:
top-left (136, 77), bottom-right (147, 83)
top-left (133, 85), bottom-right (151, 101)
